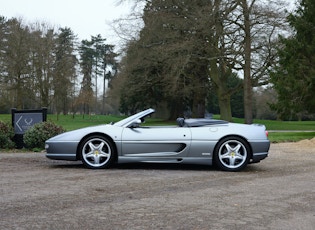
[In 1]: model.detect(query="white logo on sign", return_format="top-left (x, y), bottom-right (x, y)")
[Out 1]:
top-left (16, 116), bottom-right (23, 132)
top-left (24, 118), bottom-right (33, 126)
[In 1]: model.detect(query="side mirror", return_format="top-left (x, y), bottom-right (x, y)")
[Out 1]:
top-left (129, 119), bottom-right (142, 128)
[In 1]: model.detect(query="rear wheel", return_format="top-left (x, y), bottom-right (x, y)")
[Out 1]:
top-left (80, 135), bottom-right (115, 169)
top-left (214, 136), bottom-right (250, 172)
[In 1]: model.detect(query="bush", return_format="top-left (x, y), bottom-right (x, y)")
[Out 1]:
top-left (24, 121), bottom-right (65, 150)
top-left (0, 121), bottom-right (15, 149)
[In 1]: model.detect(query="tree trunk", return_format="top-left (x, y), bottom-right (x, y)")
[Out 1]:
top-left (168, 100), bottom-right (185, 120)
top-left (192, 77), bottom-right (207, 118)
top-left (210, 59), bottom-right (233, 122)
top-left (16, 74), bottom-right (23, 109)
top-left (217, 88), bottom-right (232, 121)
top-left (192, 96), bottom-right (206, 118)
top-left (242, 0), bottom-right (253, 124)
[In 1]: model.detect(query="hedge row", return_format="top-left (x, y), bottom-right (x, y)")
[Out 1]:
top-left (0, 121), bottom-right (65, 150)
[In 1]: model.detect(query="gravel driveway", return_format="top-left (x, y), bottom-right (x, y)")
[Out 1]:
top-left (1, 140), bottom-right (315, 230)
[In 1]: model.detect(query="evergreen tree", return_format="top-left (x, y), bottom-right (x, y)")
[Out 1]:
top-left (120, 0), bottom-right (231, 119)
top-left (53, 27), bottom-right (77, 115)
top-left (271, 0), bottom-right (315, 120)
top-left (118, 0), bottom-right (286, 121)
top-left (99, 43), bottom-right (118, 114)
top-left (78, 39), bottom-right (94, 115)
top-left (78, 36), bottom-right (117, 115)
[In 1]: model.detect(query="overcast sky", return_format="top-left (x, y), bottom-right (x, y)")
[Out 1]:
top-left (1, 0), bottom-right (295, 48)
top-left (0, 0), bottom-right (132, 46)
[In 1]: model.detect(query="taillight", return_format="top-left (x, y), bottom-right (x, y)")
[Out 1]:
top-left (265, 131), bottom-right (269, 137)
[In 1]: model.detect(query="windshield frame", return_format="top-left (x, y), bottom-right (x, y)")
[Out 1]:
top-left (113, 108), bottom-right (155, 128)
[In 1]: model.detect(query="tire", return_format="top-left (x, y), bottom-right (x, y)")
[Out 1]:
top-left (80, 135), bottom-right (115, 169)
top-left (214, 136), bottom-right (250, 172)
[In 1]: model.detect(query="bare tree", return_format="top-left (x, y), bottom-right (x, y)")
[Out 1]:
top-left (29, 22), bottom-right (57, 107)
top-left (2, 17), bottom-right (31, 109)
top-left (236, 0), bottom-right (288, 123)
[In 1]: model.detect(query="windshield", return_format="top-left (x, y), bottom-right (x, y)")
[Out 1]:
top-left (113, 108), bottom-right (155, 127)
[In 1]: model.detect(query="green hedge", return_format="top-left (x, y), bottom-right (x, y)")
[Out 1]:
top-left (24, 122), bottom-right (65, 150)
top-left (0, 121), bottom-right (15, 149)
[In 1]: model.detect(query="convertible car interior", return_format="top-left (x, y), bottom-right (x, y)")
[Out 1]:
top-left (176, 118), bottom-right (228, 127)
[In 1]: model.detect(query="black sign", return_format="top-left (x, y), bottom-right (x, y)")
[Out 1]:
top-left (13, 112), bottom-right (44, 134)
top-left (11, 108), bottom-right (47, 148)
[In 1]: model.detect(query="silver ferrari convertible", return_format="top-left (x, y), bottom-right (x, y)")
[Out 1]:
top-left (45, 108), bottom-right (270, 171)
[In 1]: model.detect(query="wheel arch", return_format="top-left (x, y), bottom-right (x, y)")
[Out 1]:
top-left (76, 132), bottom-right (118, 162)
top-left (212, 134), bottom-right (253, 171)
top-left (213, 135), bottom-right (253, 159)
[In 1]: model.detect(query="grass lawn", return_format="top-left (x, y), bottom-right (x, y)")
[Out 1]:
top-left (267, 131), bottom-right (315, 143)
top-left (1, 113), bottom-right (315, 143)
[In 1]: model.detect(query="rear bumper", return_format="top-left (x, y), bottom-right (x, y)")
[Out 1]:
top-left (249, 140), bottom-right (270, 163)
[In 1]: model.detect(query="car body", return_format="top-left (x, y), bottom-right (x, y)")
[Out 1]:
top-left (45, 108), bottom-right (270, 171)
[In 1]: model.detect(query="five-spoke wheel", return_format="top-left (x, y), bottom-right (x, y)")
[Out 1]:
top-left (214, 136), bottom-right (250, 171)
top-left (80, 136), bottom-right (115, 169)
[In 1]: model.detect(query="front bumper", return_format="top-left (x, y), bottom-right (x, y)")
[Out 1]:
top-left (45, 141), bottom-right (79, 161)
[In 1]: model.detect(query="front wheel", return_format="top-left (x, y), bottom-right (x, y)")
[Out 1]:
top-left (80, 135), bottom-right (115, 169)
top-left (214, 137), bottom-right (250, 172)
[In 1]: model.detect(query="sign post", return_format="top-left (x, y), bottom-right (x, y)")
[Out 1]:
top-left (11, 108), bottom-right (47, 148)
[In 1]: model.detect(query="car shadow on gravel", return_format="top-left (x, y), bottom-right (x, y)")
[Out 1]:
top-left (47, 161), bottom-right (215, 171)
top-left (114, 163), bottom-right (215, 171)
top-left (47, 161), bottom-right (266, 172)
top-left (47, 161), bottom-right (85, 169)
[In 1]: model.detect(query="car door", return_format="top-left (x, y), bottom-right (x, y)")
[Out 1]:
top-left (121, 126), bottom-right (191, 158)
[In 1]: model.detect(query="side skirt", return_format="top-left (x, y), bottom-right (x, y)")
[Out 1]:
top-left (117, 156), bottom-right (212, 166)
